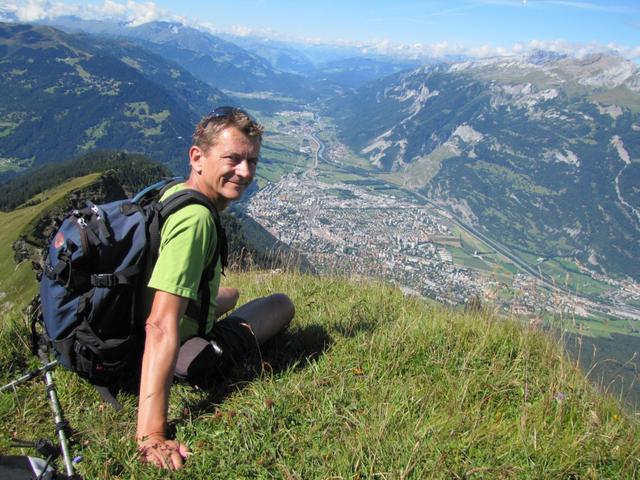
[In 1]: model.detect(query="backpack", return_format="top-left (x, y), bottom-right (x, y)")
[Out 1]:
top-left (36, 178), bottom-right (228, 387)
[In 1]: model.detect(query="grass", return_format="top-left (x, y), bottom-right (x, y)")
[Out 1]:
top-left (590, 87), bottom-right (640, 114)
top-left (79, 120), bottom-right (110, 152)
top-left (562, 314), bottom-right (635, 339)
top-left (0, 173), bottom-right (100, 308)
top-left (400, 145), bottom-right (455, 187)
top-left (0, 120), bottom-right (21, 138)
top-left (1, 270), bottom-right (639, 479)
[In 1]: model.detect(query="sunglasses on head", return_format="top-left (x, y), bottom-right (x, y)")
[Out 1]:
top-left (207, 106), bottom-right (256, 122)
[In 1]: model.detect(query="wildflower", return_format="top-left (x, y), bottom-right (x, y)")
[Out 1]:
top-left (554, 392), bottom-right (566, 401)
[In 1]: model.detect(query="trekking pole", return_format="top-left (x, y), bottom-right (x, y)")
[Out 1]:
top-left (0, 360), bottom-right (58, 392)
top-left (38, 352), bottom-right (75, 478)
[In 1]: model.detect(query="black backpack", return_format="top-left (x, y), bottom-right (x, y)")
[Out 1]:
top-left (36, 178), bottom-right (227, 387)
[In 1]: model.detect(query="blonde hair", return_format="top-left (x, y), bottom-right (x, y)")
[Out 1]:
top-left (192, 107), bottom-right (263, 152)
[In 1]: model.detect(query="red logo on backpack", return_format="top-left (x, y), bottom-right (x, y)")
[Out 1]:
top-left (53, 232), bottom-right (65, 249)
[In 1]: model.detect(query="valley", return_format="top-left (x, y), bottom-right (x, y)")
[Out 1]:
top-left (244, 108), bottom-right (640, 339)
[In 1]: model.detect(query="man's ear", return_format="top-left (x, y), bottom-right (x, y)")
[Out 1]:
top-left (189, 146), bottom-right (204, 174)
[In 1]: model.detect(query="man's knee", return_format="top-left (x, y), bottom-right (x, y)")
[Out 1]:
top-left (219, 286), bottom-right (239, 303)
top-left (227, 288), bottom-right (240, 306)
top-left (268, 293), bottom-right (295, 325)
top-left (215, 287), bottom-right (240, 317)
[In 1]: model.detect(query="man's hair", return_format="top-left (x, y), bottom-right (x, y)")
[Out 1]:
top-left (192, 107), bottom-right (264, 151)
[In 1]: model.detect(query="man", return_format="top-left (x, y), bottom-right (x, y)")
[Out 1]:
top-left (135, 107), bottom-right (295, 470)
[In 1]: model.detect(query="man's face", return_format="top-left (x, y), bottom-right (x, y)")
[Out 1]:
top-left (192, 126), bottom-right (260, 208)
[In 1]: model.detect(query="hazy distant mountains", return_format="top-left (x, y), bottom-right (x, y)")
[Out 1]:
top-left (38, 18), bottom-right (422, 96)
top-left (41, 17), bottom-right (313, 97)
top-left (0, 19), bottom-right (417, 175)
top-left (0, 22), bottom-right (226, 173)
top-left (329, 52), bottom-right (640, 280)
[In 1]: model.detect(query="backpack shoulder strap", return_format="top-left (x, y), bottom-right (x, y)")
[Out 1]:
top-left (151, 189), bottom-right (227, 269)
top-left (132, 176), bottom-right (183, 205)
top-left (150, 188), bottom-right (228, 337)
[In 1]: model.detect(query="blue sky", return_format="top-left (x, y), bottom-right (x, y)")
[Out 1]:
top-left (2, 0), bottom-right (639, 59)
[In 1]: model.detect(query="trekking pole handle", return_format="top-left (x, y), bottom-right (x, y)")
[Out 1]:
top-left (0, 360), bottom-right (59, 392)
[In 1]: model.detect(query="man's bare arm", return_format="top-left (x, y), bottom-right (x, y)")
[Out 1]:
top-left (136, 290), bottom-right (190, 470)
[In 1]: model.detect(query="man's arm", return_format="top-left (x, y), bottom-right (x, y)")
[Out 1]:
top-left (136, 290), bottom-right (191, 470)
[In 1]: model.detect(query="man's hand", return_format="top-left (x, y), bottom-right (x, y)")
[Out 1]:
top-left (138, 434), bottom-right (191, 470)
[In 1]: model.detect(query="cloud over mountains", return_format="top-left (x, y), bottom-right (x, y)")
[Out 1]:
top-left (1, 0), bottom-right (182, 26)
top-left (1, 0), bottom-right (638, 62)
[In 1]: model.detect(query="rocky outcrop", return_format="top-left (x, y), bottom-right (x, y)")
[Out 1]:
top-left (12, 172), bottom-right (127, 271)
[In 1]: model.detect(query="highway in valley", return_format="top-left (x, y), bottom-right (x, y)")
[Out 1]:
top-left (307, 128), bottom-right (640, 321)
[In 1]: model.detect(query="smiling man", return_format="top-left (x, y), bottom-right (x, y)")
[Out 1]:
top-left (135, 107), bottom-right (295, 470)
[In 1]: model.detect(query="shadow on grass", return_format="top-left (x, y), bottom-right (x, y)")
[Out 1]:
top-left (331, 318), bottom-right (379, 338)
top-left (180, 323), bottom-right (332, 417)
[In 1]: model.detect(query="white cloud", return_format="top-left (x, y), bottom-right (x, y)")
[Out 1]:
top-left (100, 0), bottom-right (128, 16)
top-left (220, 23), bottom-right (280, 38)
top-left (0, 0), bottom-right (181, 26)
top-left (1, 1), bottom-right (637, 63)
top-left (122, 0), bottom-right (167, 26)
top-left (1, 0), bottom-right (51, 21)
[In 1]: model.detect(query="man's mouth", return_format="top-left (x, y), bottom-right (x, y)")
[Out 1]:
top-left (224, 178), bottom-right (249, 186)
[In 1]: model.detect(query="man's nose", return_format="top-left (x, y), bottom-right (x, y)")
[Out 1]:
top-left (236, 159), bottom-right (252, 177)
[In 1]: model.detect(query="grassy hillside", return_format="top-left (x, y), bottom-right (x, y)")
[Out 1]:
top-left (0, 173), bottom-right (100, 307)
top-left (0, 177), bottom-right (638, 479)
top-left (1, 272), bottom-right (639, 478)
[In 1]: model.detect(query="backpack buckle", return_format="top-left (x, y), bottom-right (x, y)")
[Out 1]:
top-left (90, 273), bottom-right (117, 288)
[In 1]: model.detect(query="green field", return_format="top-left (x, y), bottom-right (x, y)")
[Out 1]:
top-left (0, 173), bottom-right (100, 307)
top-left (536, 258), bottom-right (611, 297)
top-left (548, 311), bottom-right (637, 339)
top-left (2, 272), bottom-right (639, 478)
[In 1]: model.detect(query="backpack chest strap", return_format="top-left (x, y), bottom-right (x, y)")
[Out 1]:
top-left (90, 264), bottom-right (142, 288)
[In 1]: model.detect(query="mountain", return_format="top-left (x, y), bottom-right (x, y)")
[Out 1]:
top-left (0, 22), bottom-right (226, 174)
top-left (0, 150), bottom-right (170, 212)
top-left (328, 52), bottom-right (640, 280)
top-left (314, 56), bottom-right (421, 90)
top-left (41, 18), bottom-right (430, 98)
top-left (215, 34), bottom-right (316, 76)
top-left (40, 18), bottom-right (314, 99)
top-left (219, 33), bottom-right (426, 90)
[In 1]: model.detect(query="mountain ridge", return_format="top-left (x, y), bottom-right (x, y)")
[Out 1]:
top-left (0, 22), bottom-right (226, 174)
top-left (328, 52), bottom-right (640, 281)
top-left (39, 17), bottom-right (315, 98)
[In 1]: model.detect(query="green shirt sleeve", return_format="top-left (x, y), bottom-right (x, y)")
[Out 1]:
top-left (148, 202), bottom-right (217, 301)
top-left (147, 184), bottom-right (223, 341)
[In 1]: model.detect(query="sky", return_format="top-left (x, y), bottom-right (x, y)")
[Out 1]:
top-left (2, 0), bottom-right (640, 60)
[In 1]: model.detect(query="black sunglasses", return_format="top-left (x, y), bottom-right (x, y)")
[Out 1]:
top-left (207, 106), bottom-right (256, 123)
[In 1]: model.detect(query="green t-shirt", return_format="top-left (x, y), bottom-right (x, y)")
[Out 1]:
top-left (147, 183), bottom-right (221, 342)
